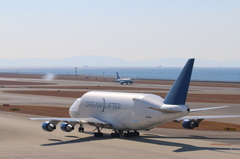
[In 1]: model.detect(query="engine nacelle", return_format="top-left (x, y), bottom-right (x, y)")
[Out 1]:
top-left (42, 121), bottom-right (56, 132)
top-left (182, 120), bottom-right (199, 129)
top-left (60, 123), bottom-right (74, 132)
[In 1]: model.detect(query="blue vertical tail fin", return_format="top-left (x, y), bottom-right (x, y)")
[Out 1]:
top-left (116, 72), bottom-right (120, 79)
top-left (164, 58), bottom-right (195, 105)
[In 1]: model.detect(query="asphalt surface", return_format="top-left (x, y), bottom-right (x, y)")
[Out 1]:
top-left (0, 111), bottom-right (240, 159)
top-left (0, 77), bottom-right (240, 158)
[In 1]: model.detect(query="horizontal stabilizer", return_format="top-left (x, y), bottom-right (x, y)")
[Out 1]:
top-left (147, 107), bottom-right (182, 114)
top-left (176, 115), bottom-right (240, 121)
top-left (190, 106), bottom-right (229, 112)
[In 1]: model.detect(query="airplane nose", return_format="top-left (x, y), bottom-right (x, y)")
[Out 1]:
top-left (69, 110), bottom-right (77, 118)
top-left (69, 98), bottom-right (81, 118)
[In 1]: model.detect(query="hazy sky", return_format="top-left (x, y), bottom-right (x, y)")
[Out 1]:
top-left (1, 0), bottom-right (240, 61)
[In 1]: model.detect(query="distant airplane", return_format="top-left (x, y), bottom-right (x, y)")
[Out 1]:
top-left (29, 59), bottom-right (240, 138)
top-left (116, 72), bottom-right (133, 85)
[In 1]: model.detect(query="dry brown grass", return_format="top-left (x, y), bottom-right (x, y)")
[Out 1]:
top-left (0, 80), bottom-right (55, 85)
top-left (26, 85), bottom-right (169, 91)
top-left (135, 80), bottom-right (240, 88)
top-left (0, 105), bottom-right (70, 117)
top-left (4, 90), bottom-right (86, 98)
top-left (158, 121), bottom-right (240, 131)
top-left (4, 90), bottom-right (240, 104)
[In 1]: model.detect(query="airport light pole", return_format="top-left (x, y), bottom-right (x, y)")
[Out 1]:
top-left (75, 67), bottom-right (77, 79)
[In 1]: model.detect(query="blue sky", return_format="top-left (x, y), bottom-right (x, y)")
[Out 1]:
top-left (0, 0), bottom-right (239, 61)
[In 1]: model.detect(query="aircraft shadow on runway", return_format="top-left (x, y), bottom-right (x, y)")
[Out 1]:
top-left (41, 133), bottom-right (240, 154)
top-left (143, 133), bottom-right (240, 141)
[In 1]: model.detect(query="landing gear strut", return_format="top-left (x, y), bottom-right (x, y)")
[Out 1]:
top-left (78, 124), bottom-right (84, 132)
top-left (94, 126), bottom-right (103, 137)
top-left (111, 130), bottom-right (121, 138)
top-left (133, 130), bottom-right (140, 137)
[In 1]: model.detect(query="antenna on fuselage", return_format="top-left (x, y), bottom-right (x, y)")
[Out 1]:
top-left (163, 58), bottom-right (195, 105)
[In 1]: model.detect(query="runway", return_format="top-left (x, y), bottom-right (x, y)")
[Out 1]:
top-left (1, 75), bottom-right (240, 158)
top-left (0, 112), bottom-right (240, 159)
top-left (1, 76), bottom-right (240, 123)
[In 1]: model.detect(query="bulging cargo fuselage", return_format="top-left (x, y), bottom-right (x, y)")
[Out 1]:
top-left (29, 59), bottom-right (240, 137)
top-left (69, 91), bottom-right (189, 130)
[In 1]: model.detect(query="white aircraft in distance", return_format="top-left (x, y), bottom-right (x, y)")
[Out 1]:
top-left (30, 58), bottom-right (240, 138)
top-left (116, 72), bottom-right (133, 85)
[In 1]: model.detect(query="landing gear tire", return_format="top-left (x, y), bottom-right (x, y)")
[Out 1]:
top-left (94, 126), bottom-right (103, 137)
top-left (94, 132), bottom-right (103, 137)
top-left (111, 133), bottom-right (120, 138)
top-left (133, 131), bottom-right (140, 137)
top-left (123, 131), bottom-right (139, 137)
top-left (124, 132), bottom-right (132, 137)
top-left (78, 127), bottom-right (84, 132)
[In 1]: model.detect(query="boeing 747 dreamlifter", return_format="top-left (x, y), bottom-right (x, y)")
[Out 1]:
top-left (30, 59), bottom-right (240, 137)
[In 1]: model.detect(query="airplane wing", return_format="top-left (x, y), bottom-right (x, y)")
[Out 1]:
top-left (29, 117), bottom-right (112, 128)
top-left (176, 115), bottom-right (240, 121)
top-left (190, 106), bottom-right (229, 112)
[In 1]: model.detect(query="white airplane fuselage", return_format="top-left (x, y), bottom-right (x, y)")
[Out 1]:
top-left (117, 78), bottom-right (133, 84)
top-left (30, 59), bottom-right (240, 137)
top-left (69, 91), bottom-right (189, 130)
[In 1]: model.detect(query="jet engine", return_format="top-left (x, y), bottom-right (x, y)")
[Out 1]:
top-left (182, 119), bottom-right (199, 129)
top-left (42, 121), bottom-right (56, 132)
top-left (60, 123), bottom-right (74, 132)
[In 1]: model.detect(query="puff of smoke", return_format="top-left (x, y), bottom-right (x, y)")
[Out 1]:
top-left (42, 73), bottom-right (55, 81)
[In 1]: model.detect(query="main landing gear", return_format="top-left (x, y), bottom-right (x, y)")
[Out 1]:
top-left (92, 127), bottom-right (140, 138)
top-left (111, 130), bottom-right (122, 138)
top-left (78, 125), bottom-right (140, 138)
top-left (94, 126), bottom-right (103, 137)
top-left (109, 130), bottom-right (140, 138)
top-left (124, 130), bottom-right (140, 137)
top-left (78, 124), bottom-right (84, 132)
